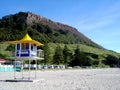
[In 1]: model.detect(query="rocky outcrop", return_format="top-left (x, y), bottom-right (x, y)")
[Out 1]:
top-left (25, 12), bottom-right (91, 42)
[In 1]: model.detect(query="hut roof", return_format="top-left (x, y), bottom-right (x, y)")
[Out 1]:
top-left (8, 34), bottom-right (43, 46)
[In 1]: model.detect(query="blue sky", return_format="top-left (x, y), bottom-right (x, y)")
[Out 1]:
top-left (0, 0), bottom-right (120, 52)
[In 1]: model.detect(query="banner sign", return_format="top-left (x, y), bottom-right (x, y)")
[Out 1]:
top-left (16, 50), bottom-right (30, 57)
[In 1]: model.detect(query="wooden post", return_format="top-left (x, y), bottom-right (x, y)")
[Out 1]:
top-left (35, 59), bottom-right (37, 79)
top-left (22, 60), bottom-right (23, 79)
top-left (14, 59), bottom-right (16, 80)
top-left (28, 59), bottom-right (30, 80)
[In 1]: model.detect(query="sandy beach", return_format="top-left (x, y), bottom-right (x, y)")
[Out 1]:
top-left (0, 68), bottom-right (120, 90)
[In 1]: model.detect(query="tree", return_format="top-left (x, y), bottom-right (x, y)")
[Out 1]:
top-left (70, 46), bottom-right (81, 66)
top-left (86, 56), bottom-right (95, 65)
top-left (6, 44), bottom-right (15, 51)
top-left (98, 54), bottom-right (106, 65)
top-left (63, 45), bottom-right (72, 68)
top-left (44, 43), bottom-right (52, 64)
top-left (105, 55), bottom-right (119, 67)
top-left (70, 46), bottom-right (90, 66)
top-left (45, 25), bottom-right (52, 34)
top-left (53, 46), bottom-right (64, 65)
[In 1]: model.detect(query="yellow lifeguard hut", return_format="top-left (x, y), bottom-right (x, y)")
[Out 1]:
top-left (7, 34), bottom-right (44, 82)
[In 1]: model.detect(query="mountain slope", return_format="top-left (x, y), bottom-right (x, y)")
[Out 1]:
top-left (0, 12), bottom-right (102, 49)
top-left (0, 12), bottom-right (120, 67)
top-left (26, 12), bottom-right (88, 40)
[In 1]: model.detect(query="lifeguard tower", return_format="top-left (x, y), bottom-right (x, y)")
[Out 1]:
top-left (7, 34), bottom-right (44, 82)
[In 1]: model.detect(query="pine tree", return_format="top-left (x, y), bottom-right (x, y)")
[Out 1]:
top-left (53, 46), bottom-right (64, 65)
top-left (63, 45), bottom-right (71, 68)
top-left (70, 46), bottom-right (88, 66)
top-left (44, 43), bottom-right (51, 64)
top-left (70, 46), bottom-right (81, 66)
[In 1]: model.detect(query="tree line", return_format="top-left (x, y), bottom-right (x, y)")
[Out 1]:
top-left (0, 42), bottom-right (120, 68)
top-left (44, 44), bottom-right (120, 68)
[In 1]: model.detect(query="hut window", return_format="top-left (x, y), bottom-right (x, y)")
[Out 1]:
top-left (17, 43), bottom-right (20, 50)
top-left (21, 43), bottom-right (29, 50)
top-left (26, 43), bottom-right (29, 50)
top-left (21, 43), bottom-right (26, 50)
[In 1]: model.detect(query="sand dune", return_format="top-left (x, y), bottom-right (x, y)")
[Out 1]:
top-left (0, 68), bottom-right (120, 90)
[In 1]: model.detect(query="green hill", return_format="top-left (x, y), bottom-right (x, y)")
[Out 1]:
top-left (0, 12), bottom-right (120, 67)
top-left (0, 12), bottom-right (102, 48)
top-left (1, 42), bottom-right (120, 67)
